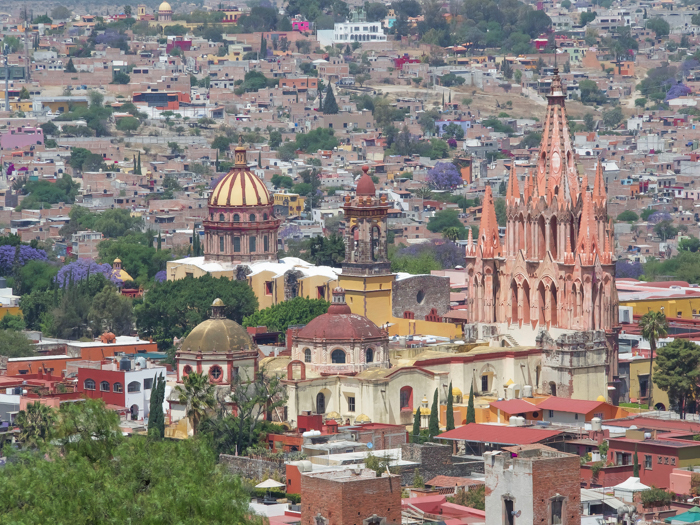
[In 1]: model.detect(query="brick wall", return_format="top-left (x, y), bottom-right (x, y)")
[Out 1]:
top-left (219, 454), bottom-right (286, 482)
top-left (301, 469), bottom-right (401, 525)
top-left (531, 455), bottom-right (581, 525)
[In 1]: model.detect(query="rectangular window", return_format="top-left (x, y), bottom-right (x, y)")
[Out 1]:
top-left (574, 413), bottom-right (579, 420)
top-left (645, 455), bottom-right (652, 469)
top-left (348, 396), bottom-right (355, 412)
top-left (249, 236), bottom-right (256, 253)
top-left (233, 237), bottom-right (241, 252)
top-left (639, 375), bottom-right (649, 398)
top-left (219, 236), bottom-right (224, 252)
top-left (658, 455), bottom-right (663, 464)
top-left (144, 378), bottom-right (153, 390)
top-left (481, 375), bottom-right (488, 392)
top-left (549, 410), bottom-right (554, 418)
top-left (551, 499), bottom-right (563, 525)
top-left (265, 281), bottom-right (273, 295)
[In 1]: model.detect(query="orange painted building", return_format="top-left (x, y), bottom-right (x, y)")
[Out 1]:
top-left (132, 91), bottom-right (191, 110)
top-left (279, 77), bottom-right (318, 90)
top-left (6, 337), bottom-right (157, 376)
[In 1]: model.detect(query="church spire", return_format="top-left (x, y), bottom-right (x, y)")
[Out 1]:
top-left (575, 189), bottom-right (599, 266)
top-left (523, 170), bottom-right (532, 203)
top-left (593, 160), bottom-right (607, 206)
top-left (477, 186), bottom-right (502, 258)
top-left (506, 163), bottom-right (520, 206)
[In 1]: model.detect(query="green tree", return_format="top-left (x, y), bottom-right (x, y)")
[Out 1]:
top-left (88, 285), bottom-right (134, 336)
top-left (428, 388), bottom-right (439, 438)
top-left (14, 401), bottom-right (56, 449)
top-left (646, 17), bottom-right (670, 37)
top-left (654, 338), bottom-right (700, 418)
top-left (64, 58), bottom-right (77, 73)
top-left (243, 296), bottom-right (329, 334)
top-left (0, 329), bottom-right (35, 358)
top-left (451, 485), bottom-right (485, 510)
top-left (226, 367), bottom-right (288, 453)
top-left (148, 373), bottom-right (165, 439)
top-left (116, 116), bottom-right (140, 135)
top-left (466, 384), bottom-right (475, 424)
top-left (412, 406), bottom-right (421, 442)
top-left (603, 107), bottom-right (623, 129)
top-left (427, 209), bottom-right (466, 236)
top-left (635, 98), bottom-right (648, 108)
top-left (617, 210), bottom-right (639, 222)
top-left (57, 398), bottom-right (123, 462)
top-left (633, 445), bottom-right (640, 477)
top-left (413, 468), bottom-right (425, 488)
top-left (323, 85), bottom-right (339, 114)
top-left (654, 220), bottom-right (678, 241)
top-left (175, 371), bottom-right (216, 434)
top-left (639, 310), bottom-right (668, 410)
top-left (51, 5), bottom-right (72, 19)
top-left (442, 227), bottom-right (462, 241)
top-left (679, 236), bottom-right (700, 253)
top-left (0, 312), bottom-right (25, 331)
top-left (446, 381), bottom-right (455, 431)
top-left (308, 233), bottom-right (345, 266)
top-left (135, 275), bottom-right (258, 351)
top-left (271, 174), bottom-right (293, 189)
top-left (495, 198), bottom-right (506, 227)
top-left (584, 113), bottom-right (596, 132)
top-left (19, 86), bottom-right (30, 100)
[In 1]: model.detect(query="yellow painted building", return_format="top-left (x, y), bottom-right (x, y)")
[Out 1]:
top-left (620, 296), bottom-right (700, 319)
top-left (273, 192), bottom-right (306, 216)
top-left (627, 357), bottom-right (670, 411)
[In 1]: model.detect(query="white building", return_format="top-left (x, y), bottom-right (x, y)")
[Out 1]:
top-left (333, 22), bottom-right (387, 44)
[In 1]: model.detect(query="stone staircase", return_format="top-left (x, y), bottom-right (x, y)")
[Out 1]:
top-left (501, 334), bottom-right (519, 347)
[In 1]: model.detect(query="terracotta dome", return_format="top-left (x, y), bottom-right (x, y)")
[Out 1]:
top-left (297, 309), bottom-right (384, 341)
top-left (209, 170), bottom-right (271, 207)
top-left (355, 166), bottom-right (376, 196)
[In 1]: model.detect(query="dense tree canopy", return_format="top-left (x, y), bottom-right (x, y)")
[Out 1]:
top-left (135, 274), bottom-right (258, 352)
top-left (242, 296), bottom-right (330, 334)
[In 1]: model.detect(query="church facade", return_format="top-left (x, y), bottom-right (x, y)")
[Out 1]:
top-left (463, 70), bottom-right (619, 401)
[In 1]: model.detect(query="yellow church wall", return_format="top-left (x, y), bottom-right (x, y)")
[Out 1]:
top-left (628, 358), bottom-right (670, 410)
top-left (166, 260), bottom-right (234, 281)
top-left (387, 317), bottom-right (462, 338)
top-left (620, 298), bottom-right (700, 319)
top-left (339, 274), bottom-right (395, 326)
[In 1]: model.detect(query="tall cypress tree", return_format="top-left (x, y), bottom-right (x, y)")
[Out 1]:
top-left (466, 384), bottom-right (475, 424)
top-left (323, 84), bottom-right (338, 114)
top-left (258, 151), bottom-right (262, 168)
top-left (428, 389), bottom-right (439, 438)
top-left (318, 86), bottom-right (323, 111)
top-left (633, 445), bottom-right (640, 477)
top-left (133, 154), bottom-right (137, 174)
top-left (148, 373), bottom-right (164, 439)
top-left (412, 406), bottom-right (421, 443)
top-left (215, 150), bottom-right (220, 172)
top-left (137, 152), bottom-right (142, 175)
top-left (446, 381), bottom-right (455, 431)
top-left (260, 37), bottom-right (267, 59)
top-left (157, 231), bottom-right (162, 251)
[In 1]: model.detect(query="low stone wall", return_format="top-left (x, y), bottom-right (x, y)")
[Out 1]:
top-left (219, 454), bottom-right (286, 482)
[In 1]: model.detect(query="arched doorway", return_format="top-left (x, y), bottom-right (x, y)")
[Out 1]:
top-left (316, 392), bottom-right (325, 414)
top-left (130, 404), bottom-right (139, 421)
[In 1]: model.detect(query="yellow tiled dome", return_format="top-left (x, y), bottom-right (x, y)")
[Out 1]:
top-left (209, 170), bottom-right (271, 207)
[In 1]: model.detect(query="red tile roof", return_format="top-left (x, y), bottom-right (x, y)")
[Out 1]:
top-left (605, 417), bottom-right (700, 433)
top-left (535, 396), bottom-right (604, 415)
top-left (436, 423), bottom-right (562, 445)
top-left (490, 399), bottom-right (538, 414)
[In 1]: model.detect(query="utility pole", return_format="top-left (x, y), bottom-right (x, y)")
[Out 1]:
top-left (24, 22), bottom-right (31, 83)
top-left (4, 44), bottom-right (9, 112)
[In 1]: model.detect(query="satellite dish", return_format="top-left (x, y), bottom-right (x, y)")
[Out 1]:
top-left (367, 442), bottom-right (373, 449)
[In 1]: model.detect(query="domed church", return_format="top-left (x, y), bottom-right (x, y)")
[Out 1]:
top-left (203, 137), bottom-right (280, 263)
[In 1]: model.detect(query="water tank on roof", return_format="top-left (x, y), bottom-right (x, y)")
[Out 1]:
top-left (516, 416), bottom-right (525, 427)
top-left (522, 385), bottom-right (533, 398)
top-left (134, 356), bottom-right (146, 369)
top-left (120, 357), bottom-right (131, 371)
top-left (509, 416), bottom-right (517, 426)
top-left (591, 417), bottom-right (602, 432)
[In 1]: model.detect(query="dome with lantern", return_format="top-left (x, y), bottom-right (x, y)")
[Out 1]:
top-left (203, 137), bottom-right (280, 263)
top-left (290, 287), bottom-right (390, 374)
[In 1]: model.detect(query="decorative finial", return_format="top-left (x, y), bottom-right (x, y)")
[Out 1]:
top-left (362, 165), bottom-right (369, 174)
top-left (238, 134), bottom-right (243, 146)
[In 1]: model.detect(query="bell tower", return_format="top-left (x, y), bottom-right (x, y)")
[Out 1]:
top-left (338, 166), bottom-right (395, 326)
top-left (342, 166), bottom-right (391, 276)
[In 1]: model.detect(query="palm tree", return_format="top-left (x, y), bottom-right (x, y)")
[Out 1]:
top-left (175, 372), bottom-right (216, 434)
top-left (443, 227), bottom-right (461, 242)
top-left (15, 401), bottom-right (56, 448)
top-left (639, 310), bottom-right (669, 410)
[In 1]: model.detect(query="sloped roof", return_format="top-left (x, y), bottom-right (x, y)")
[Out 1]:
top-left (436, 423), bottom-right (562, 445)
top-left (490, 399), bottom-right (538, 414)
top-left (536, 396), bottom-right (604, 415)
